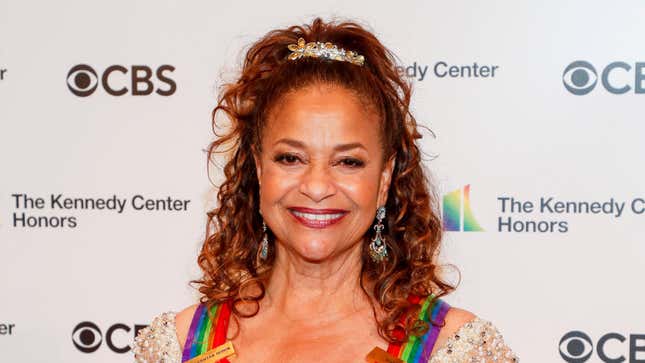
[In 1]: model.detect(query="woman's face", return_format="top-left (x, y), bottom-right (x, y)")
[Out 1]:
top-left (254, 84), bottom-right (395, 263)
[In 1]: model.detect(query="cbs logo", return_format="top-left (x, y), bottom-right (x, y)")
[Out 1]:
top-left (72, 321), bottom-right (147, 353)
top-left (66, 64), bottom-right (176, 97)
top-left (559, 330), bottom-right (645, 362)
top-left (563, 60), bottom-right (645, 95)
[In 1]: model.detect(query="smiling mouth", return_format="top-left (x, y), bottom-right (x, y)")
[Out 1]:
top-left (288, 208), bottom-right (348, 228)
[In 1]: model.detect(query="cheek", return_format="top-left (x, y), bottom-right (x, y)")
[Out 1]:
top-left (259, 164), bottom-right (298, 200)
top-left (335, 172), bottom-right (381, 205)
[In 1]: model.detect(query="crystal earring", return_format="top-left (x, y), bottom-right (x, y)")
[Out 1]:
top-left (259, 220), bottom-right (269, 260)
top-left (369, 206), bottom-right (388, 262)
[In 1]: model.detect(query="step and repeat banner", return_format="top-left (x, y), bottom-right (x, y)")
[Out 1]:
top-left (1, 1), bottom-right (644, 362)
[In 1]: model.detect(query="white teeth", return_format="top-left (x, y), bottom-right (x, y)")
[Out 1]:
top-left (291, 210), bottom-right (345, 221)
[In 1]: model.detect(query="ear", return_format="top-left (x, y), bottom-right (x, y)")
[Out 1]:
top-left (252, 148), bottom-right (262, 187)
top-left (376, 153), bottom-right (396, 208)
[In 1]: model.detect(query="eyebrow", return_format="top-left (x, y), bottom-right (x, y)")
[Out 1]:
top-left (273, 138), bottom-right (367, 152)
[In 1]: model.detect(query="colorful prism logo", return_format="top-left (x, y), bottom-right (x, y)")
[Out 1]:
top-left (442, 184), bottom-right (484, 232)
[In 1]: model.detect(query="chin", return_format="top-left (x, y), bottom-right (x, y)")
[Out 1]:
top-left (294, 241), bottom-right (336, 262)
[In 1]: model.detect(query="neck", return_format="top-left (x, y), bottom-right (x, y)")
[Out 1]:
top-left (261, 241), bottom-right (374, 322)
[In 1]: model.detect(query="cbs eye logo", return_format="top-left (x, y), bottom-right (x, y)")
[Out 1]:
top-left (66, 64), bottom-right (176, 97)
top-left (559, 331), bottom-right (593, 362)
top-left (563, 60), bottom-right (645, 95)
top-left (562, 61), bottom-right (597, 96)
top-left (559, 330), bottom-right (645, 362)
top-left (72, 321), bottom-right (146, 354)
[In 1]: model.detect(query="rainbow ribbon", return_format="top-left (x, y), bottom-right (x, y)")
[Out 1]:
top-left (181, 295), bottom-right (448, 363)
top-left (181, 301), bottom-right (232, 363)
top-left (387, 295), bottom-right (451, 362)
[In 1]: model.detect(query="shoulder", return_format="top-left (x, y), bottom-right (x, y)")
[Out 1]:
top-left (133, 310), bottom-right (183, 362)
top-left (433, 306), bottom-right (476, 350)
top-left (442, 307), bottom-right (477, 332)
top-left (175, 303), bottom-right (200, 350)
top-left (430, 306), bottom-right (519, 362)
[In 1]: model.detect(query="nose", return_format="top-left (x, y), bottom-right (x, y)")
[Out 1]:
top-left (299, 163), bottom-right (336, 202)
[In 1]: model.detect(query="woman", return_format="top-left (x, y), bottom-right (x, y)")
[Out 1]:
top-left (134, 17), bottom-right (518, 363)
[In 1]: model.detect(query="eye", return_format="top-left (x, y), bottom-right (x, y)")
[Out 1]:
top-left (558, 331), bottom-right (593, 363)
top-left (274, 153), bottom-right (302, 165)
top-left (72, 321), bottom-right (103, 353)
top-left (67, 64), bottom-right (99, 97)
top-left (337, 157), bottom-right (365, 168)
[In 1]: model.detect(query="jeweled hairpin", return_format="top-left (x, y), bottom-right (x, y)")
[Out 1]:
top-left (286, 37), bottom-right (365, 66)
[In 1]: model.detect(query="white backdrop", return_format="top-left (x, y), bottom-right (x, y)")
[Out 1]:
top-left (1, 1), bottom-right (644, 362)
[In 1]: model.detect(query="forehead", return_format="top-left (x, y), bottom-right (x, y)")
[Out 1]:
top-left (263, 84), bottom-right (382, 150)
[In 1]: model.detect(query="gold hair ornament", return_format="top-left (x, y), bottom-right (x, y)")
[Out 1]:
top-left (286, 37), bottom-right (365, 66)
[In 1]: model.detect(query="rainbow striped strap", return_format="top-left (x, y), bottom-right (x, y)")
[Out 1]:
top-left (181, 301), bottom-right (232, 362)
top-left (387, 295), bottom-right (451, 362)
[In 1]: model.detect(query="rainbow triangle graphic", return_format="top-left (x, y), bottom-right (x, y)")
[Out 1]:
top-left (442, 184), bottom-right (484, 232)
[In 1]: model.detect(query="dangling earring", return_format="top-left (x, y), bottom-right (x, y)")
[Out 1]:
top-left (259, 220), bottom-right (269, 260)
top-left (369, 206), bottom-right (388, 262)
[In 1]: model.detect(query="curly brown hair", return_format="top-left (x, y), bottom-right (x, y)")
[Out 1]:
top-left (192, 17), bottom-right (456, 344)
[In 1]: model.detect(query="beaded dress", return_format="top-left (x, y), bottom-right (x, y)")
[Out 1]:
top-left (133, 296), bottom-right (518, 363)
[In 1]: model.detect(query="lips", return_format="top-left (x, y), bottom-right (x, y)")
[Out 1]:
top-left (288, 207), bottom-right (348, 228)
